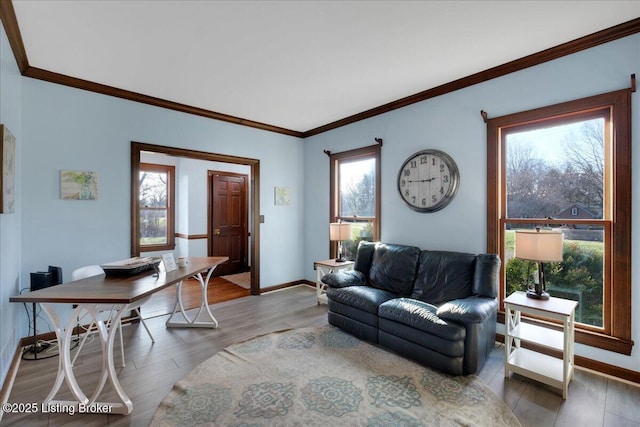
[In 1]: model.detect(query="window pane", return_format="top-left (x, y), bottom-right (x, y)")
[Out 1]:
top-left (338, 219), bottom-right (374, 261)
top-left (139, 171), bottom-right (168, 208)
top-left (140, 208), bottom-right (168, 245)
top-left (504, 224), bottom-right (604, 328)
top-left (339, 158), bottom-right (376, 217)
top-left (506, 119), bottom-right (604, 219)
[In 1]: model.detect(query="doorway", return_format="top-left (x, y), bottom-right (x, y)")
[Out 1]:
top-left (131, 141), bottom-right (260, 296)
top-left (208, 171), bottom-right (249, 276)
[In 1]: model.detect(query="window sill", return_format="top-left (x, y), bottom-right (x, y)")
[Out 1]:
top-left (139, 243), bottom-right (176, 253)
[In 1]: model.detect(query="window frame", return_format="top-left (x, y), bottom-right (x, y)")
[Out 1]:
top-left (329, 144), bottom-right (381, 258)
top-left (487, 89), bottom-right (632, 354)
top-left (137, 162), bottom-right (176, 253)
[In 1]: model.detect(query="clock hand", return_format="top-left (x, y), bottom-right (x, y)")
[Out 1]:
top-left (408, 177), bottom-right (440, 183)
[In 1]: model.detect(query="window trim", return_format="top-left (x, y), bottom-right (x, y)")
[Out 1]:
top-left (487, 89), bottom-right (633, 355)
top-left (137, 162), bottom-right (176, 252)
top-left (329, 144), bottom-right (381, 258)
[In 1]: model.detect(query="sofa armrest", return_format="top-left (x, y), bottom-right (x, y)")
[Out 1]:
top-left (436, 297), bottom-right (498, 324)
top-left (321, 270), bottom-right (366, 288)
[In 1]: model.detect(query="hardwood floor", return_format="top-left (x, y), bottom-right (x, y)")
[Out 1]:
top-left (2, 285), bottom-right (640, 426)
top-left (141, 276), bottom-right (251, 319)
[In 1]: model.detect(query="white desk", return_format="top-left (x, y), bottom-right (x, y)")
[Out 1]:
top-left (10, 256), bottom-right (228, 415)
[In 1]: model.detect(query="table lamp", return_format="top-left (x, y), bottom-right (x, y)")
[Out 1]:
top-left (329, 222), bottom-right (352, 262)
top-left (514, 228), bottom-right (564, 300)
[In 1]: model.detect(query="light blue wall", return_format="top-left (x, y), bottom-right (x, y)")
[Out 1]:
top-left (18, 77), bottom-right (304, 335)
top-left (304, 34), bottom-right (640, 372)
top-left (0, 20), bottom-right (22, 388)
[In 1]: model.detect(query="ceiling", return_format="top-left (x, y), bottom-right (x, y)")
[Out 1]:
top-left (9, 1), bottom-right (640, 135)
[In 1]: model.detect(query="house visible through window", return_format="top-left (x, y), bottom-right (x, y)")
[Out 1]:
top-left (330, 145), bottom-right (381, 260)
top-left (138, 163), bottom-right (175, 251)
top-left (487, 89), bottom-right (632, 354)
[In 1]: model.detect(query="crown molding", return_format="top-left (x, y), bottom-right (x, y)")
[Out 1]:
top-left (0, 0), bottom-right (28, 73)
top-left (22, 66), bottom-right (302, 137)
top-left (1, 0), bottom-right (638, 139)
top-left (302, 17), bottom-right (640, 137)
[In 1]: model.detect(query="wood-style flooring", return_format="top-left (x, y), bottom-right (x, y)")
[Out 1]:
top-left (2, 284), bottom-right (640, 426)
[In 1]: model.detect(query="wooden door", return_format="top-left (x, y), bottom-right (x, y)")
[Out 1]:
top-left (208, 171), bottom-right (248, 276)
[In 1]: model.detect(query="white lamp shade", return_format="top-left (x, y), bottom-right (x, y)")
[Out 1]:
top-left (515, 230), bottom-right (564, 262)
top-left (329, 222), bottom-right (352, 241)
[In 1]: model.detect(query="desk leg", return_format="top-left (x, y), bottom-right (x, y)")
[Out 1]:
top-left (166, 265), bottom-right (219, 328)
top-left (40, 303), bottom-right (134, 415)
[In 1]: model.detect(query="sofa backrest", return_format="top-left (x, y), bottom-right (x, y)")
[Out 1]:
top-left (353, 240), bottom-right (376, 276)
top-left (355, 241), bottom-right (420, 296)
top-left (411, 250), bottom-right (477, 305)
top-left (354, 241), bottom-right (500, 302)
top-left (472, 253), bottom-right (500, 298)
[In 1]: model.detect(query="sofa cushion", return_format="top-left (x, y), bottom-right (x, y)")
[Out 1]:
top-left (368, 243), bottom-right (420, 296)
top-left (410, 250), bottom-right (476, 305)
top-left (327, 286), bottom-right (397, 314)
top-left (378, 298), bottom-right (466, 342)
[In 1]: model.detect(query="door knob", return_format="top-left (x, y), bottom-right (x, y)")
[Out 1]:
top-left (213, 228), bottom-right (221, 235)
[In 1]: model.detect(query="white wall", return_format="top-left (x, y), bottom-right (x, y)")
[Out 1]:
top-left (0, 20), bottom-right (23, 388)
top-left (304, 34), bottom-right (640, 373)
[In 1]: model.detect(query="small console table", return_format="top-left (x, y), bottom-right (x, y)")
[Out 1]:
top-left (313, 259), bottom-right (354, 305)
top-left (504, 291), bottom-right (578, 399)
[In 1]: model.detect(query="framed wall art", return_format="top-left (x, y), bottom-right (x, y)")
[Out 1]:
top-left (0, 124), bottom-right (16, 213)
top-left (61, 170), bottom-right (98, 200)
top-left (274, 186), bottom-right (291, 206)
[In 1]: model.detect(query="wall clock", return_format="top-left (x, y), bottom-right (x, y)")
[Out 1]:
top-left (397, 149), bottom-right (460, 212)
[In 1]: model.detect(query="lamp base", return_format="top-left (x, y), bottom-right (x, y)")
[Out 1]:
top-left (334, 257), bottom-right (347, 263)
top-left (526, 289), bottom-right (550, 300)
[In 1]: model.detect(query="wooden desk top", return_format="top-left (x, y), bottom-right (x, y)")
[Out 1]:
top-left (10, 257), bottom-right (228, 305)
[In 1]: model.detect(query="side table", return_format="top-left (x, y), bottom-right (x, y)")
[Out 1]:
top-left (313, 259), bottom-right (354, 305)
top-left (504, 291), bottom-right (578, 399)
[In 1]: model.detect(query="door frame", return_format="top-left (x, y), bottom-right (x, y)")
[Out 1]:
top-left (131, 141), bottom-right (260, 295)
top-left (207, 170), bottom-right (249, 274)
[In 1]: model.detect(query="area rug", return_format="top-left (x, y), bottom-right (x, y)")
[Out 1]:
top-left (151, 325), bottom-right (521, 426)
top-left (220, 271), bottom-right (250, 289)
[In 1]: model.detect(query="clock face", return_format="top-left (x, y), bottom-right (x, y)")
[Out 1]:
top-left (397, 149), bottom-right (459, 212)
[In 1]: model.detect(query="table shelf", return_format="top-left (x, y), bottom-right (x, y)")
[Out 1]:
top-left (507, 348), bottom-right (571, 389)
top-left (509, 322), bottom-right (564, 352)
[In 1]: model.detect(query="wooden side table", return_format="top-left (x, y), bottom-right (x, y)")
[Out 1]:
top-left (504, 291), bottom-right (578, 399)
top-left (313, 259), bottom-right (354, 305)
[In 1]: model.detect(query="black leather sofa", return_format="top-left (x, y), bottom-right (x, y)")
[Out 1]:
top-left (321, 241), bottom-right (500, 375)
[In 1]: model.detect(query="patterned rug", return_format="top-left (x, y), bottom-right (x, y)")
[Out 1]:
top-left (151, 325), bottom-right (521, 426)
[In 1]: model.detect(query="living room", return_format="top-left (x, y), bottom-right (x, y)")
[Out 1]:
top-left (1, 1), bottom-right (639, 425)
